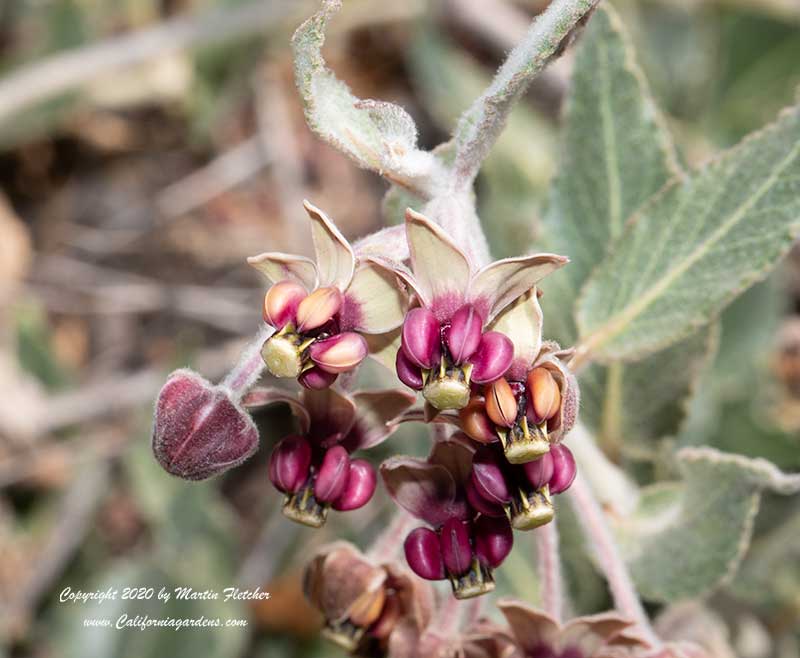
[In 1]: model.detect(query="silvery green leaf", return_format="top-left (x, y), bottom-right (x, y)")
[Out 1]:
top-left (537, 6), bottom-right (713, 451)
top-left (616, 447), bottom-right (800, 602)
top-left (292, 0), bottom-right (442, 195)
top-left (576, 104), bottom-right (800, 362)
top-left (450, 0), bottom-right (601, 185)
top-left (539, 5), bottom-right (681, 346)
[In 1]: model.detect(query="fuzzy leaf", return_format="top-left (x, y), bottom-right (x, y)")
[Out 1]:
top-left (616, 447), bottom-right (800, 602)
top-left (539, 5), bottom-right (680, 346)
top-left (539, 6), bottom-right (714, 450)
top-left (576, 104), bottom-right (800, 362)
top-left (292, 0), bottom-right (441, 194)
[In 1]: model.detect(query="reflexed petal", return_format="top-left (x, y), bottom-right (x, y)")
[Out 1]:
top-left (247, 252), bottom-right (318, 289)
top-left (429, 436), bottom-right (476, 487)
top-left (380, 456), bottom-right (460, 527)
top-left (491, 291), bottom-right (544, 382)
top-left (469, 254), bottom-right (568, 323)
top-left (343, 389), bottom-right (417, 451)
top-left (304, 200), bottom-right (356, 290)
top-left (241, 387), bottom-right (311, 434)
top-left (341, 260), bottom-right (409, 333)
top-left (497, 598), bottom-right (561, 653)
top-left (405, 209), bottom-right (471, 319)
top-left (365, 329), bottom-right (402, 372)
top-left (558, 613), bottom-right (638, 655)
top-left (301, 387), bottom-right (358, 446)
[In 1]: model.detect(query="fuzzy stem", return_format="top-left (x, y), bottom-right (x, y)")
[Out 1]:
top-left (463, 595), bottom-right (486, 626)
top-left (567, 473), bottom-right (661, 647)
top-left (536, 520), bottom-right (564, 622)
top-left (367, 510), bottom-right (416, 561)
top-left (220, 323), bottom-right (275, 399)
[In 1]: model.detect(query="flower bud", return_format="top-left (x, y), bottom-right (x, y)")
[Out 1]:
top-left (396, 348), bottom-right (424, 390)
top-left (404, 527), bottom-right (445, 580)
top-left (314, 446), bottom-right (351, 503)
top-left (401, 307), bottom-right (441, 369)
top-left (548, 444), bottom-right (576, 494)
top-left (299, 366), bottom-right (338, 390)
top-left (309, 332), bottom-right (368, 373)
top-left (263, 280), bottom-right (307, 328)
top-left (296, 286), bottom-right (344, 333)
top-left (459, 397), bottom-right (497, 443)
top-left (332, 459), bottom-right (377, 511)
top-left (522, 452), bottom-right (555, 490)
top-left (445, 304), bottom-right (482, 365)
top-left (485, 378), bottom-right (518, 428)
top-left (469, 332), bottom-right (514, 384)
top-left (465, 476), bottom-right (505, 517)
top-left (440, 518), bottom-right (473, 577)
top-left (474, 515), bottom-right (513, 568)
top-left (471, 446), bottom-right (511, 505)
top-left (152, 370), bottom-right (259, 480)
top-left (269, 434), bottom-right (312, 493)
top-left (526, 367), bottom-right (561, 424)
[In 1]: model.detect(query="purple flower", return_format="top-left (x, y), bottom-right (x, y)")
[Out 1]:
top-left (381, 436), bottom-right (514, 599)
top-left (382, 209), bottom-right (567, 412)
top-left (249, 201), bottom-right (409, 387)
top-left (245, 385), bottom-right (415, 528)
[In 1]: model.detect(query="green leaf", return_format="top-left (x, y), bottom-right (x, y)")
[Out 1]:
top-left (539, 5), bottom-right (681, 346)
top-left (580, 326), bottom-right (717, 459)
top-left (576, 104), bottom-right (800, 362)
top-left (537, 6), bottom-right (713, 452)
top-left (292, 0), bottom-right (443, 195)
top-left (616, 447), bottom-right (800, 602)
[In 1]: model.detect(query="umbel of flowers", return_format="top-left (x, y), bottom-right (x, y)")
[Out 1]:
top-left (388, 210), bottom-right (567, 413)
top-left (250, 201), bottom-right (408, 389)
top-left (244, 386), bottom-right (414, 528)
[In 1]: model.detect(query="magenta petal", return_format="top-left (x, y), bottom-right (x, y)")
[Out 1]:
top-left (548, 444), bottom-right (576, 494)
top-left (314, 446), bottom-right (351, 502)
top-left (465, 476), bottom-right (506, 517)
top-left (474, 515), bottom-right (513, 568)
top-left (152, 369), bottom-right (259, 481)
top-left (395, 347), bottom-right (424, 390)
top-left (469, 332), bottom-right (514, 384)
top-left (522, 452), bottom-right (555, 490)
top-left (445, 304), bottom-right (483, 365)
top-left (440, 518), bottom-right (473, 577)
top-left (401, 307), bottom-right (441, 369)
top-left (298, 366), bottom-right (338, 390)
top-left (404, 527), bottom-right (446, 580)
top-left (332, 459), bottom-right (376, 511)
top-left (268, 434), bottom-right (312, 493)
top-left (471, 446), bottom-right (511, 504)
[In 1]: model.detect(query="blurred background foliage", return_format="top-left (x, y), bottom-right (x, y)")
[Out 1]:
top-left (0, 0), bottom-right (798, 657)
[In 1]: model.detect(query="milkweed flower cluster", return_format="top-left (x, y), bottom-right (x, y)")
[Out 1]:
top-left (151, 200), bottom-right (579, 613)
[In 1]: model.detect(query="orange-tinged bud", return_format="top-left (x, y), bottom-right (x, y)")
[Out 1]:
top-left (526, 367), bottom-right (561, 423)
top-left (263, 280), bottom-right (307, 328)
top-left (296, 286), bottom-right (343, 332)
top-left (368, 593), bottom-right (401, 640)
top-left (485, 378), bottom-right (518, 428)
top-left (459, 397), bottom-right (497, 443)
top-left (348, 587), bottom-right (386, 628)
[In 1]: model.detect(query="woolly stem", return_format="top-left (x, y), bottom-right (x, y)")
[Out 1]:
top-left (568, 473), bottom-right (662, 647)
top-left (220, 323), bottom-right (274, 399)
top-left (536, 520), bottom-right (564, 622)
top-left (367, 510), bottom-right (417, 562)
